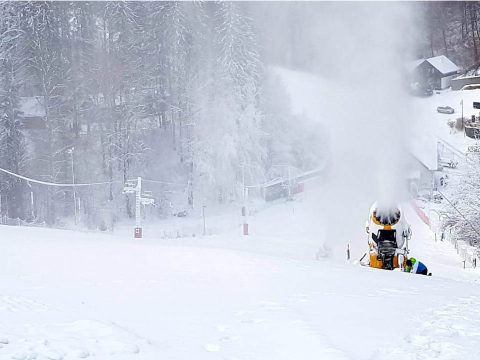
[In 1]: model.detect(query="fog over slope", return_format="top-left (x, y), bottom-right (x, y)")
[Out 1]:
top-left (249, 2), bottom-right (419, 251)
top-left (0, 2), bottom-right (422, 234)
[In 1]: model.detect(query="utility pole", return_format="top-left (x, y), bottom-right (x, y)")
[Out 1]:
top-left (461, 99), bottom-right (464, 121)
top-left (27, 181), bottom-right (34, 219)
top-left (242, 186), bottom-right (249, 235)
top-left (241, 163), bottom-right (249, 235)
top-left (68, 147), bottom-right (77, 225)
top-left (135, 176), bottom-right (142, 238)
top-left (202, 205), bottom-right (206, 236)
top-left (287, 165), bottom-right (292, 199)
top-left (461, 99), bottom-right (464, 137)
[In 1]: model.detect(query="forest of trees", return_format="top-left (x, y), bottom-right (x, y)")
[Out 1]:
top-left (421, 1), bottom-right (480, 68)
top-left (11, 1), bottom-right (480, 232)
top-left (0, 1), bottom-right (323, 229)
top-left (420, 2), bottom-right (480, 249)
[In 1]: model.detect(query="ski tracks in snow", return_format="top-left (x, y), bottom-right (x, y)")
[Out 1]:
top-left (1, 319), bottom-right (151, 360)
top-left (0, 294), bottom-right (154, 360)
top-left (202, 295), bottom-right (351, 360)
top-left (376, 296), bottom-right (480, 360)
top-left (0, 295), bottom-right (49, 313)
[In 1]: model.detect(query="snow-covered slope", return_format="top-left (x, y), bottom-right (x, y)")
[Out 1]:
top-left (2, 68), bottom-right (480, 360)
top-left (1, 191), bottom-right (480, 360)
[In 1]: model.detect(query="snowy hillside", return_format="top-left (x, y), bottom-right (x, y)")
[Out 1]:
top-left (3, 62), bottom-right (480, 360)
top-left (2, 2), bottom-right (480, 359)
top-left (1, 193), bottom-right (480, 360)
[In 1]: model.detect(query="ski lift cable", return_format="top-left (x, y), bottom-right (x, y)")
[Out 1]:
top-left (0, 166), bottom-right (118, 187)
top-left (142, 178), bottom-right (187, 186)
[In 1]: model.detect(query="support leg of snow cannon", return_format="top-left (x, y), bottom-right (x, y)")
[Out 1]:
top-left (359, 253), bottom-right (370, 266)
top-left (393, 254), bottom-right (404, 270)
top-left (394, 250), bottom-right (407, 271)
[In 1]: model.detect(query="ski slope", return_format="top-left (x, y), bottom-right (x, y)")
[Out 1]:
top-left (2, 67), bottom-right (480, 360)
top-left (1, 192), bottom-right (480, 360)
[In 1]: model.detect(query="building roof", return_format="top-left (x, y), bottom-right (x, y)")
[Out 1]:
top-left (410, 135), bottom-right (439, 171)
top-left (426, 55), bottom-right (460, 75)
top-left (406, 59), bottom-right (425, 73)
top-left (408, 55), bottom-right (460, 76)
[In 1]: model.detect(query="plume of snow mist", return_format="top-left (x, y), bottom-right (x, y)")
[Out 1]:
top-left (313, 2), bottom-right (417, 256)
top-left (251, 2), bottom-right (419, 258)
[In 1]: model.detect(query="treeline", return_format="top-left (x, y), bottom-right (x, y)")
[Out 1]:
top-left (0, 1), bottom-right (323, 228)
top-left (422, 2), bottom-right (480, 248)
top-left (421, 1), bottom-right (480, 68)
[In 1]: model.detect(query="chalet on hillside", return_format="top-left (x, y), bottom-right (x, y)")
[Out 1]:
top-left (409, 55), bottom-right (460, 90)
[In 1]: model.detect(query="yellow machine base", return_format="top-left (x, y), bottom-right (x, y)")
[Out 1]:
top-left (369, 253), bottom-right (406, 270)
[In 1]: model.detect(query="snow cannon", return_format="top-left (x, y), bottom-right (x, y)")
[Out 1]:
top-left (365, 202), bottom-right (411, 270)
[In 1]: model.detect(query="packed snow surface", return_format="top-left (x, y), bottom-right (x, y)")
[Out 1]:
top-left (1, 194), bottom-right (479, 360)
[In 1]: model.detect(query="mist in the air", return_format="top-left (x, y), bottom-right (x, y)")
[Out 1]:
top-left (249, 2), bottom-right (420, 255)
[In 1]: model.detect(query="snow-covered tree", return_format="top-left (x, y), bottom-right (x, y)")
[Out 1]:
top-left (191, 2), bottom-right (265, 202)
top-left (0, 2), bottom-right (328, 226)
top-left (0, 1), bottom-right (28, 219)
top-left (442, 154), bottom-right (480, 247)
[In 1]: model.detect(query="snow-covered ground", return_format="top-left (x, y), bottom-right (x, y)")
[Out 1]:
top-left (412, 87), bottom-right (480, 154)
top-left (3, 68), bottom-right (480, 360)
top-left (1, 187), bottom-right (480, 360)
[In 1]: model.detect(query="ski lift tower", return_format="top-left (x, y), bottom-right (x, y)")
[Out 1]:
top-left (123, 177), bottom-right (155, 238)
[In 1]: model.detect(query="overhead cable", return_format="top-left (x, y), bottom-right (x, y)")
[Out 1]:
top-left (0, 166), bottom-right (118, 187)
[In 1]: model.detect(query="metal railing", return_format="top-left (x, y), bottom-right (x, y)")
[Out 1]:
top-left (0, 215), bottom-right (46, 228)
top-left (442, 225), bottom-right (479, 269)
